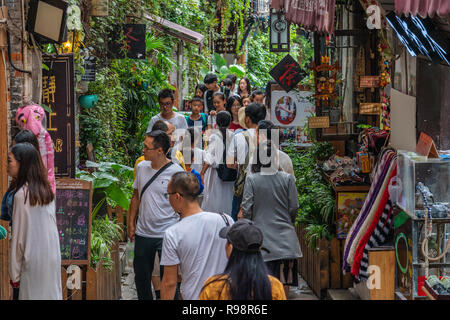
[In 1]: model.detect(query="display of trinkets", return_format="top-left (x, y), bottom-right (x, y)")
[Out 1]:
top-left (322, 155), bottom-right (366, 186)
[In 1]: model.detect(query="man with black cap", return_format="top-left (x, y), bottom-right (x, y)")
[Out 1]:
top-left (160, 172), bottom-right (234, 300)
top-left (199, 219), bottom-right (286, 300)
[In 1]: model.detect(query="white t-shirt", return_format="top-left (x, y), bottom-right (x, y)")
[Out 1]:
top-left (146, 112), bottom-right (188, 133)
top-left (227, 128), bottom-right (256, 167)
top-left (160, 211), bottom-right (234, 300)
top-left (133, 161), bottom-right (184, 238)
top-left (207, 115), bottom-right (216, 129)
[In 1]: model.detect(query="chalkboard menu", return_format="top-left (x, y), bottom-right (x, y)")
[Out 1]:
top-left (55, 178), bottom-right (92, 265)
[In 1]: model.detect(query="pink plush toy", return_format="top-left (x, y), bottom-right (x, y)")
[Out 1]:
top-left (15, 104), bottom-right (56, 194)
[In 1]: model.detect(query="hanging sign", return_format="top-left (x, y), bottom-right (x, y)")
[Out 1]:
top-left (308, 116), bottom-right (330, 129)
top-left (81, 56), bottom-right (96, 82)
top-left (270, 9), bottom-right (290, 52)
top-left (108, 24), bottom-right (146, 59)
top-left (55, 178), bottom-right (92, 265)
top-left (42, 54), bottom-right (75, 178)
top-left (214, 22), bottom-right (238, 54)
top-left (360, 102), bottom-right (381, 115)
top-left (416, 132), bottom-right (439, 158)
top-left (360, 76), bottom-right (380, 88)
top-left (269, 54), bottom-right (306, 92)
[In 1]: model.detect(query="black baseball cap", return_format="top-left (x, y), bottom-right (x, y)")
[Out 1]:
top-left (219, 219), bottom-right (269, 253)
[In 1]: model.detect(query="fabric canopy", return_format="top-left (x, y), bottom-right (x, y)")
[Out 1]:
top-left (271, 0), bottom-right (336, 34)
top-left (395, 0), bottom-right (450, 18)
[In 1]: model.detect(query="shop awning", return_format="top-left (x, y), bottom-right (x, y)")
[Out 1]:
top-left (395, 0), bottom-right (449, 18)
top-left (270, 0), bottom-right (336, 34)
top-left (144, 14), bottom-right (204, 49)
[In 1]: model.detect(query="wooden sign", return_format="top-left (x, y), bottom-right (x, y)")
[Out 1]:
top-left (416, 132), bottom-right (439, 158)
top-left (55, 178), bottom-right (92, 265)
top-left (308, 116), bottom-right (330, 128)
top-left (90, 0), bottom-right (108, 16)
top-left (214, 22), bottom-right (238, 54)
top-left (360, 76), bottom-right (380, 88)
top-left (360, 103), bottom-right (381, 115)
top-left (42, 54), bottom-right (75, 178)
top-left (108, 24), bottom-right (146, 59)
top-left (270, 54), bottom-right (307, 92)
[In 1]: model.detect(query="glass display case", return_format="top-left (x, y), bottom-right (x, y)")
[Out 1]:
top-left (396, 151), bottom-right (450, 218)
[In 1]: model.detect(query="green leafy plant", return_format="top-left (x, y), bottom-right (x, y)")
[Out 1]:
top-left (90, 215), bottom-right (122, 270)
top-left (284, 141), bottom-right (335, 248)
top-left (76, 161), bottom-right (133, 211)
top-left (310, 141), bottom-right (335, 162)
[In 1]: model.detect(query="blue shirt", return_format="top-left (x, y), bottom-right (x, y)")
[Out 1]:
top-left (186, 113), bottom-right (208, 132)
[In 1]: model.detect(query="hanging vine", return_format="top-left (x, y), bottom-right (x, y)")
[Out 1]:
top-left (217, 0), bottom-right (251, 54)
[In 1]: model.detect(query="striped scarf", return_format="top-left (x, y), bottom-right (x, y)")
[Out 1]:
top-left (358, 200), bottom-right (394, 280)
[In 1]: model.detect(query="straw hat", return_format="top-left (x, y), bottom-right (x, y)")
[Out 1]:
top-left (238, 107), bottom-right (248, 129)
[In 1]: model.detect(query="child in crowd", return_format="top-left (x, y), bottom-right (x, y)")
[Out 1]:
top-left (237, 77), bottom-right (251, 99)
top-left (185, 96), bottom-right (208, 132)
top-left (226, 95), bottom-right (244, 132)
top-left (242, 96), bottom-right (251, 107)
top-left (250, 90), bottom-right (265, 104)
top-left (220, 78), bottom-right (233, 99)
top-left (195, 83), bottom-right (208, 99)
top-left (207, 92), bottom-right (227, 130)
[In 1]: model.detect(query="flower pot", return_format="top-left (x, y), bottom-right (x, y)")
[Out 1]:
top-left (79, 94), bottom-right (98, 109)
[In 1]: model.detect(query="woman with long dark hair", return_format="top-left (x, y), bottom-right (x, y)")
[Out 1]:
top-left (200, 111), bottom-right (235, 215)
top-left (1, 130), bottom-right (42, 225)
top-left (226, 95), bottom-right (244, 132)
top-left (237, 77), bottom-right (251, 99)
top-left (7, 142), bottom-right (62, 300)
top-left (199, 219), bottom-right (285, 300)
top-left (240, 141), bottom-right (301, 298)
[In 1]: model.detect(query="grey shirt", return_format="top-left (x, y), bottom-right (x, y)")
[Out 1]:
top-left (241, 171), bottom-right (302, 262)
top-left (146, 112), bottom-right (188, 133)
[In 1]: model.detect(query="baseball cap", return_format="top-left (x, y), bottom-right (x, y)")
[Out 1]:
top-left (219, 219), bottom-right (269, 253)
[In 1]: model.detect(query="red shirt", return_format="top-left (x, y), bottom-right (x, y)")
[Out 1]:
top-left (229, 122), bottom-right (243, 131)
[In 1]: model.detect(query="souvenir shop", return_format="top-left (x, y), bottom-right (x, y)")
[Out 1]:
top-left (270, 0), bottom-right (450, 300)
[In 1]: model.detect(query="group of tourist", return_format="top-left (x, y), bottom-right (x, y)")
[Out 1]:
top-left (128, 73), bottom-right (302, 300)
top-left (0, 72), bottom-right (302, 301)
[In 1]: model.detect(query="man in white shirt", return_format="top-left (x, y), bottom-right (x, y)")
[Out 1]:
top-left (147, 89), bottom-right (188, 133)
top-left (226, 103), bottom-right (266, 221)
top-left (128, 130), bottom-right (184, 300)
top-left (160, 172), bottom-right (234, 300)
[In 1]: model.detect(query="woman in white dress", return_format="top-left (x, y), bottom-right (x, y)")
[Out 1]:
top-left (7, 142), bottom-right (62, 300)
top-left (200, 111), bottom-right (236, 215)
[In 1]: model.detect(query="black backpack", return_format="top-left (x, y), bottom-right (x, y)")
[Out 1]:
top-left (217, 132), bottom-right (237, 182)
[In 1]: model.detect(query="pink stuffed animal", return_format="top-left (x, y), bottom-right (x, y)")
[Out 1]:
top-left (16, 104), bottom-right (56, 194)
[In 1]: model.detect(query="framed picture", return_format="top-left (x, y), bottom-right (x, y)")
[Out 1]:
top-left (270, 89), bottom-right (314, 127)
top-left (336, 192), bottom-right (368, 239)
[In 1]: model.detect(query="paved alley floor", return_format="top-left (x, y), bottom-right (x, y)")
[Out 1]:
top-left (120, 243), bottom-right (318, 300)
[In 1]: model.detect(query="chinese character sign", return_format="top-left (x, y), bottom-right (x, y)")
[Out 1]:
top-left (269, 54), bottom-right (306, 92)
top-left (42, 54), bottom-right (75, 178)
top-left (108, 24), bottom-right (146, 59)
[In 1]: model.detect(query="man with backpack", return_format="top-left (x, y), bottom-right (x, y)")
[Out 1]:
top-left (226, 103), bottom-right (267, 221)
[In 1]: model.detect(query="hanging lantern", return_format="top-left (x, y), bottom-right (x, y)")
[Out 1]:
top-left (269, 8), bottom-right (290, 52)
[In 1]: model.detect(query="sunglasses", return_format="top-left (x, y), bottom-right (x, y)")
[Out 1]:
top-left (164, 192), bottom-right (183, 200)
